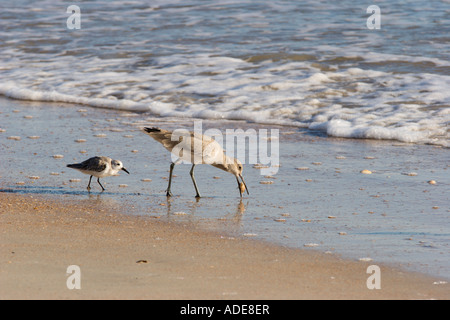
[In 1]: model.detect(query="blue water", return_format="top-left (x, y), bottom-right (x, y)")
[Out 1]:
top-left (0, 0), bottom-right (449, 145)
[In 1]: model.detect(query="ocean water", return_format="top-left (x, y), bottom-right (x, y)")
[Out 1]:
top-left (1, 0), bottom-right (449, 145)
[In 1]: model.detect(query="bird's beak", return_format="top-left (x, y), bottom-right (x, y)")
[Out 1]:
top-left (239, 174), bottom-right (249, 195)
top-left (122, 168), bottom-right (130, 174)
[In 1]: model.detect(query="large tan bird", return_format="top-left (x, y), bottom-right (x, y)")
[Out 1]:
top-left (143, 127), bottom-right (249, 198)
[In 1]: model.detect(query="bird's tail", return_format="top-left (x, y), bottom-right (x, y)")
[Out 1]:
top-left (143, 127), bottom-right (161, 134)
top-left (67, 163), bottom-right (83, 169)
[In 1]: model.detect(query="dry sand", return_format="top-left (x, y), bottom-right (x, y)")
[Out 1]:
top-left (1, 192), bottom-right (448, 300)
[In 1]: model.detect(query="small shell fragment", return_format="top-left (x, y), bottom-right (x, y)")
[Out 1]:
top-left (358, 257), bottom-right (373, 262)
top-left (428, 180), bottom-right (437, 185)
top-left (253, 164), bottom-right (269, 169)
top-left (259, 181), bottom-right (274, 184)
top-left (304, 243), bottom-right (319, 247)
top-left (75, 139), bottom-right (87, 143)
top-left (136, 260), bottom-right (148, 264)
top-left (242, 233), bottom-right (257, 237)
top-left (7, 136), bottom-right (21, 141)
top-left (361, 169), bottom-right (372, 174)
top-left (239, 182), bottom-right (246, 194)
top-left (52, 155), bottom-right (64, 159)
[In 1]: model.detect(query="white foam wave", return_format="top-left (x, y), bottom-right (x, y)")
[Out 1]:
top-left (1, 53), bottom-right (448, 146)
top-left (0, 83), bottom-right (169, 113)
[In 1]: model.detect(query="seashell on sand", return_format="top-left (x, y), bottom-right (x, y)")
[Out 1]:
top-left (304, 243), bottom-right (319, 247)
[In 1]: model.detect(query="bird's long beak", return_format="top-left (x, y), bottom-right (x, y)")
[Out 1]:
top-left (122, 168), bottom-right (130, 174)
top-left (239, 174), bottom-right (249, 195)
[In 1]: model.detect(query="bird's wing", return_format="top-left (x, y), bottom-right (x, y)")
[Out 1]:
top-left (78, 156), bottom-right (108, 172)
top-left (143, 127), bottom-right (180, 151)
top-left (144, 127), bottom-right (224, 164)
top-left (200, 137), bottom-right (224, 164)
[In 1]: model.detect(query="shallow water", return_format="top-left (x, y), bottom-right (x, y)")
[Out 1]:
top-left (1, 98), bottom-right (449, 279)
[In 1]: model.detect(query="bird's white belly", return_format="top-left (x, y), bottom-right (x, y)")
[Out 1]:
top-left (80, 169), bottom-right (111, 178)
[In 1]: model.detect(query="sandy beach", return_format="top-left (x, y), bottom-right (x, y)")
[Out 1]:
top-left (1, 192), bottom-right (449, 300)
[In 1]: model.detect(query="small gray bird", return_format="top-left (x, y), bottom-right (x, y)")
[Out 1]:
top-left (67, 156), bottom-right (129, 191)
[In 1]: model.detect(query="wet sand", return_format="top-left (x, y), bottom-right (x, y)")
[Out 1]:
top-left (1, 192), bottom-right (449, 300)
top-left (1, 97), bottom-right (449, 299)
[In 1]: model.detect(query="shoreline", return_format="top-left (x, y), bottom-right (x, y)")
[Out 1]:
top-left (1, 192), bottom-right (448, 300)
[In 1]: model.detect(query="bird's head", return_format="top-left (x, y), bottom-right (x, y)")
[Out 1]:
top-left (111, 160), bottom-right (130, 174)
top-left (230, 159), bottom-right (249, 197)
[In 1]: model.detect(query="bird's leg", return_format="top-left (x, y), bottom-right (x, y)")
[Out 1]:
top-left (97, 178), bottom-right (106, 192)
top-left (190, 164), bottom-right (201, 198)
top-left (87, 176), bottom-right (93, 191)
top-left (236, 176), bottom-right (243, 198)
top-left (166, 162), bottom-right (175, 197)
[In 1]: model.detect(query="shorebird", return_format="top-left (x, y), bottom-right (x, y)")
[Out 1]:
top-left (143, 127), bottom-right (249, 198)
top-left (67, 156), bottom-right (129, 191)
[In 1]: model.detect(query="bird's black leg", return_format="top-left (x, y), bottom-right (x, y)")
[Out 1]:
top-left (190, 164), bottom-right (201, 198)
top-left (97, 178), bottom-right (106, 192)
top-left (236, 176), bottom-right (242, 198)
top-left (166, 162), bottom-right (175, 197)
top-left (87, 176), bottom-right (93, 191)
